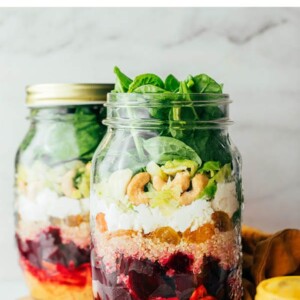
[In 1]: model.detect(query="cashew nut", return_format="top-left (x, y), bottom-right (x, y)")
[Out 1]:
top-left (169, 171), bottom-right (190, 192)
top-left (179, 173), bottom-right (209, 206)
top-left (153, 171), bottom-right (190, 193)
top-left (127, 172), bottom-right (151, 205)
top-left (152, 176), bottom-right (167, 191)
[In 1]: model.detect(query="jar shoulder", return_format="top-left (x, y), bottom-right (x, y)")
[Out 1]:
top-left (92, 129), bottom-right (242, 178)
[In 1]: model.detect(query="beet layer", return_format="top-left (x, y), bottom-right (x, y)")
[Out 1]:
top-left (16, 227), bottom-right (91, 287)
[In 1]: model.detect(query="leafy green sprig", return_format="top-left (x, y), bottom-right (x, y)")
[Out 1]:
top-left (112, 67), bottom-right (229, 165)
top-left (19, 106), bottom-right (106, 166)
top-left (113, 66), bottom-right (223, 94)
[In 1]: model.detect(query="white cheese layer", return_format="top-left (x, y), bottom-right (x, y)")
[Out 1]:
top-left (92, 181), bottom-right (239, 234)
top-left (17, 188), bottom-right (89, 221)
top-left (94, 197), bottom-right (214, 234)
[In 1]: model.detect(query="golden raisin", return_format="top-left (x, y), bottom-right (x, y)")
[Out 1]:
top-left (108, 229), bottom-right (137, 239)
top-left (148, 226), bottom-right (181, 245)
top-left (66, 215), bottom-right (85, 226)
top-left (212, 211), bottom-right (233, 232)
top-left (96, 212), bottom-right (108, 233)
top-left (183, 223), bottom-right (215, 244)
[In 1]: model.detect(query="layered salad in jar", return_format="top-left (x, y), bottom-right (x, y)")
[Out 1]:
top-left (91, 68), bottom-right (243, 300)
top-left (15, 105), bottom-right (106, 300)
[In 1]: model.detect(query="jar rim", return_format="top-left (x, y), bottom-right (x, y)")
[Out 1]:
top-left (108, 92), bottom-right (230, 98)
top-left (106, 92), bottom-right (231, 108)
top-left (105, 92), bottom-right (232, 129)
top-left (26, 83), bottom-right (114, 107)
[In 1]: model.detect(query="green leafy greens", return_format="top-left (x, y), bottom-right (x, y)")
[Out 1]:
top-left (112, 67), bottom-right (232, 167)
top-left (143, 136), bottom-right (202, 165)
top-left (113, 67), bottom-right (223, 95)
top-left (128, 73), bottom-right (164, 93)
top-left (18, 107), bottom-right (106, 166)
top-left (113, 66), bottom-right (132, 93)
top-left (165, 74), bottom-right (180, 92)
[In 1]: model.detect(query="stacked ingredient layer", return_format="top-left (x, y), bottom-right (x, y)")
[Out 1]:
top-left (92, 158), bottom-right (242, 300)
top-left (15, 160), bottom-right (93, 300)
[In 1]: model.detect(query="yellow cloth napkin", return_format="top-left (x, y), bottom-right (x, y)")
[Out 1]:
top-left (242, 226), bottom-right (300, 300)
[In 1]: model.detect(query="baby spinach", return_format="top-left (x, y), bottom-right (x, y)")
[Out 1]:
top-left (113, 67), bottom-right (223, 97)
top-left (44, 122), bottom-right (79, 163)
top-left (128, 73), bottom-right (164, 93)
top-left (143, 136), bottom-right (202, 165)
top-left (73, 108), bottom-right (105, 160)
top-left (111, 67), bottom-right (228, 166)
top-left (133, 85), bottom-right (166, 93)
top-left (178, 81), bottom-right (192, 95)
top-left (192, 74), bottom-right (223, 93)
top-left (165, 74), bottom-right (180, 92)
top-left (114, 66), bottom-right (133, 93)
top-left (23, 107), bottom-right (106, 166)
top-left (185, 75), bottom-right (195, 89)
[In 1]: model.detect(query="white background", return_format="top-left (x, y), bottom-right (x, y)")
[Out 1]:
top-left (0, 7), bottom-right (299, 295)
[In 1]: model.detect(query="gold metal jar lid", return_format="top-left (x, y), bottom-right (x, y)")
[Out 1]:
top-left (26, 83), bottom-right (114, 107)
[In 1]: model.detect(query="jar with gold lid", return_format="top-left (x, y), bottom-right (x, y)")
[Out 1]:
top-left (15, 83), bottom-right (113, 300)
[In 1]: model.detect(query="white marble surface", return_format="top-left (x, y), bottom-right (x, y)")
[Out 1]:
top-left (0, 8), bottom-right (299, 283)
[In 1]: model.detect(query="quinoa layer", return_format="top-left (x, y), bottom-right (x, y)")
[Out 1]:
top-left (93, 226), bottom-right (241, 274)
top-left (16, 218), bottom-right (90, 248)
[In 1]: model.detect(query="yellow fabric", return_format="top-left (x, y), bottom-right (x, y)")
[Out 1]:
top-left (242, 226), bottom-right (300, 300)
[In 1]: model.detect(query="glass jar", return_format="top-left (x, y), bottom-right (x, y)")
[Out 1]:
top-left (15, 84), bottom-right (113, 300)
top-left (91, 93), bottom-right (243, 300)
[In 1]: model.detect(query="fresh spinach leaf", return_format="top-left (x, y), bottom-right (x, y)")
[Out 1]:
top-left (128, 73), bottom-right (164, 93)
top-left (185, 75), bottom-right (195, 89)
top-left (178, 81), bottom-right (192, 95)
top-left (186, 130), bottom-right (232, 165)
top-left (192, 74), bottom-right (223, 93)
top-left (73, 107), bottom-right (106, 160)
top-left (133, 85), bottom-right (166, 93)
top-left (201, 105), bottom-right (224, 121)
top-left (111, 68), bottom-right (229, 167)
top-left (34, 107), bottom-right (106, 165)
top-left (165, 74), bottom-right (180, 92)
top-left (143, 136), bottom-right (202, 165)
top-left (43, 122), bottom-right (79, 163)
top-left (114, 66), bottom-right (133, 93)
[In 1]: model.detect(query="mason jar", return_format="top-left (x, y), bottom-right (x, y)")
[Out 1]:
top-left (91, 93), bottom-right (243, 300)
top-left (15, 83), bottom-right (113, 300)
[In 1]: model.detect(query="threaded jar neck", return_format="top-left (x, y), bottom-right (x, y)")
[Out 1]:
top-left (27, 106), bottom-right (105, 125)
top-left (104, 93), bottom-right (233, 130)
